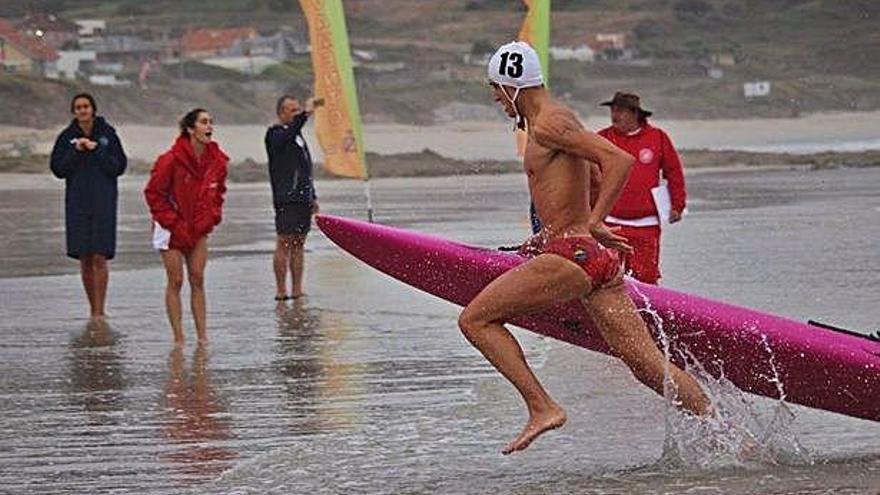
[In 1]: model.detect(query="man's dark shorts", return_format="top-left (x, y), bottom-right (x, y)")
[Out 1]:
top-left (274, 202), bottom-right (312, 235)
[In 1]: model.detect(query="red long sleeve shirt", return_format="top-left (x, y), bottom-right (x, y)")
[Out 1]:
top-left (598, 123), bottom-right (686, 221)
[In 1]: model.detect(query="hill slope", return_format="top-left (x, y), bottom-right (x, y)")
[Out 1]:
top-left (1, 0), bottom-right (878, 126)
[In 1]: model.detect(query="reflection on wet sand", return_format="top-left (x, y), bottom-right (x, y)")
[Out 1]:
top-left (4, 169), bottom-right (878, 494)
top-left (275, 299), bottom-right (322, 408)
top-left (161, 344), bottom-right (236, 479)
top-left (67, 320), bottom-right (127, 420)
top-left (274, 299), bottom-right (362, 433)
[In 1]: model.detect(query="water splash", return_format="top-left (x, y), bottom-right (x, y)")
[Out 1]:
top-left (628, 282), bottom-right (813, 469)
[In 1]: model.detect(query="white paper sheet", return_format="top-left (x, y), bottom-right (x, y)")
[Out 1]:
top-left (152, 221), bottom-right (171, 251)
top-left (651, 183), bottom-right (672, 226)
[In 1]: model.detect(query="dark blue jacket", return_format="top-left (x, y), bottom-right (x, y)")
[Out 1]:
top-left (50, 117), bottom-right (127, 259)
top-left (265, 113), bottom-right (317, 206)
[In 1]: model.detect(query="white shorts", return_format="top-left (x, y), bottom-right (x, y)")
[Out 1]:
top-left (152, 221), bottom-right (171, 251)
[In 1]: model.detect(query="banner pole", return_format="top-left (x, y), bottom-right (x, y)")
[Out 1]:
top-left (363, 178), bottom-right (374, 223)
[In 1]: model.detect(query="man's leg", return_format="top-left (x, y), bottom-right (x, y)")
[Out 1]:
top-left (273, 235), bottom-right (292, 299)
top-left (458, 254), bottom-right (590, 454)
top-left (161, 249), bottom-right (186, 344)
top-left (584, 281), bottom-right (711, 416)
top-left (186, 237), bottom-right (209, 342)
top-left (92, 254), bottom-right (109, 319)
top-left (289, 234), bottom-right (306, 298)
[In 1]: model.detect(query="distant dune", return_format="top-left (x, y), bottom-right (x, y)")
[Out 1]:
top-left (8, 149), bottom-right (879, 185)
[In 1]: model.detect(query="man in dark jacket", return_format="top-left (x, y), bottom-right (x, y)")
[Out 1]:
top-left (265, 95), bottom-right (321, 300)
top-left (50, 93), bottom-right (127, 322)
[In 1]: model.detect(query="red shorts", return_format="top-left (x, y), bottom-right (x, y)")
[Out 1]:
top-left (543, 236), bottom-right (622, 288)
top-left (606, 224), bottom-right (661, 284)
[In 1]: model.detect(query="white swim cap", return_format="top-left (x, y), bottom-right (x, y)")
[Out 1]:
top-left (487, 41), bottom-right (544, 89)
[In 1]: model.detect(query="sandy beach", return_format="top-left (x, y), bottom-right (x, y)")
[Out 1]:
top-left (4, 110), bottom-right (880, 165)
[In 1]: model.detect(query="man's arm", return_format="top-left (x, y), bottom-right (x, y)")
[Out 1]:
top-left (659, 130), bottom-right (686, 223)
top-left (265, 113), bottom-right (309, 152)
top-left (532, 111), bottom-right (634, 227)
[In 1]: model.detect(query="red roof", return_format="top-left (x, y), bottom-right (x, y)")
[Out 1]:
top-left (0, 18), bottom-right (58, 61)
top-left (181, 27), bottom-right (258, 54)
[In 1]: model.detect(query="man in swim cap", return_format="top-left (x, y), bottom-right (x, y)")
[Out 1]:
top-left (457, 41), bottom-right (711, 455)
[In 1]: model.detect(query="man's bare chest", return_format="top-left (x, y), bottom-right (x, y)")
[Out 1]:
top-left (523, 139), bottom-right (559, 177)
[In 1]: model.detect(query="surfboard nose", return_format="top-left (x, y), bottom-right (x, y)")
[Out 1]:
top-left (316, 212), bottom-right (357, 230)
top-left (314, 213), bottom-right (331, 231)
top-left (316, 214), bottom-right (381, 247)
top-left (315, 214), bottom-right (342, 240)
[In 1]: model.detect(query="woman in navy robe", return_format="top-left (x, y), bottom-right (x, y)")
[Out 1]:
top-left (50, 93), bottom-right (127, 322)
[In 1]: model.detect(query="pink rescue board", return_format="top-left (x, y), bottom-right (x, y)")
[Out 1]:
top-left (316, 214), bottom-right (880, 422)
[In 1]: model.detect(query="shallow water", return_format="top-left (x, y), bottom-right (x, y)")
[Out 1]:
top-left (1, 167), bottom-right (879, 494)
top-left (113, 118), bottom-right (880, 163)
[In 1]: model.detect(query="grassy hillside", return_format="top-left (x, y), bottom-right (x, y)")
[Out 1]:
top-left (1, 1), bottom-right (878, 125)
top-left (9, 0), bottom-right (879, 75)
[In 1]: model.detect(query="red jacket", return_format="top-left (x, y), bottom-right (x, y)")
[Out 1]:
top-left (598, 123), bottom-right (686, 220)
top-left (144, 135), bottom-right (228, 250)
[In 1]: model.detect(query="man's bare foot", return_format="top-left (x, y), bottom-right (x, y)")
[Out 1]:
top-left (291, 291), bottom-right (304, 299)
top-left (502, 406), bottom-right (567, 455)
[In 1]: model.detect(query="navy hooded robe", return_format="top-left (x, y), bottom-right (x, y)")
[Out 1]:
top-left (50, 117), bottom-right (127, 260)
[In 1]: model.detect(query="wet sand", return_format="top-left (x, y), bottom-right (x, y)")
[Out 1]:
top-left (1, 167), bottom-right (879, 494)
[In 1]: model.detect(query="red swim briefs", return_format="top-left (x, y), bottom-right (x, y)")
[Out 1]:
top-left (543, 236), bottom-right (622, 288)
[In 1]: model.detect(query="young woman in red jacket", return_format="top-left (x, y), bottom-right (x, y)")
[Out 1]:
top-left (144, 108), bottom-right (228, 344)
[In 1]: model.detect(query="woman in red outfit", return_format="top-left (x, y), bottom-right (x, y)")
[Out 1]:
top-left (144, 109), bottom-right (228, 344)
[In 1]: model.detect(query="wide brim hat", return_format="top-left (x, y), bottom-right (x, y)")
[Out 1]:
top-left (600, 91), bottom-right (653, 117)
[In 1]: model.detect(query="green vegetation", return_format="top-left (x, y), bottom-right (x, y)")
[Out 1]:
top-left (0, 1), bottom-right (878, 125)
top-left (0, 74), bottom-right (81, 127)
top-left (261, 60), bottom-right (312, 82)
top-left (161, 61), bottom-right (251, 83)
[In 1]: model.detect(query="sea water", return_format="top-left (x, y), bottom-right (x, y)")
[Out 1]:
top-left (0, 167), bottom-right (878, 494)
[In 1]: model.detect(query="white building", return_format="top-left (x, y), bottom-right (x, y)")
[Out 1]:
top-left (744, 81), bottom-right (771, 98)
top-left (550, 45), bottom-right (595, 62)
top-left (74, 19), bottom-right (106, 40)
top-left (88, 73), bottom-right (130, 86)
top-left (56, 50), bottom-right (96, 79)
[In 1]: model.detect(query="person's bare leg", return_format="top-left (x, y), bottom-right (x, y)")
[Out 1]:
top-left (290, 234), bottom-right (306, 298)
top-left (80, 256), bottom-right (99, 318)
top-left (273, 235), bottom-right (291, 299)
top-left (584, 282), bottom-right (711, 416)
top-left (161, 249), bottom-right (185, 345)
top-left (458, 254), bottom-right (590, 454)
top-left (186, 237), bottom-right (209, 342)
top-left (92, 255), bottom-right (109, 320)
